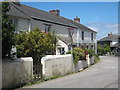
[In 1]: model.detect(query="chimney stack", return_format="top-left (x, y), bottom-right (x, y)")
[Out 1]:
top-left (108, 32), bottom-right (113, 36)
top-left (49, 9), bottom-right (60, 16)
top-left (74, 16), bottom-right (80, 23)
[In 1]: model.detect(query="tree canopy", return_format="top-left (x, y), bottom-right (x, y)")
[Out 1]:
top-left (2, 2), bottom-right (15, 58)
top-left (16, 28), bottom-right (57, 61)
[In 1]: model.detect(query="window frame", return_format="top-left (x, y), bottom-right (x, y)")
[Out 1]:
top-left (81, 31), bottom-right (84, 40)
top-left (44, 24), bottom-right (51, 33)
top-left (91, 33), bottom-right (93, 41)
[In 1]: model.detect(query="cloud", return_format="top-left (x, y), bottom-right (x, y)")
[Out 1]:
top-left (85, 22), bottom-right (118, 40)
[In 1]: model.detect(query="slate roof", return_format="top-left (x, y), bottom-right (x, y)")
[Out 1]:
top-left (98, 35), bottom-right (120, 42)
top-left (61, 17), bottom-right (97, 33)
top-left (57, 36), bottom-right (71, 45)
top-left (8, 3), bottom-right (77, 28)
top-left (7, 3), bottom-right (29, 19)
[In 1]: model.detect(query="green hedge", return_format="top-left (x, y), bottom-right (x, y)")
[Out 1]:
top-left (66, 47), bottom-right (84, 65)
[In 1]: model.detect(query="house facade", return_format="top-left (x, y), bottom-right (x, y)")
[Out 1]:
top-left (97, 33), bottom-right (120, 56)
top-left (8, 2), bottom-right (97, 55)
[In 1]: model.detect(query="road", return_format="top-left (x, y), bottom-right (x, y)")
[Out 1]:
top-left (23, 56), bottom-right (118, 88)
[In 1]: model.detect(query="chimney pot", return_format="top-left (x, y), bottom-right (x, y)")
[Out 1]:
top-left (49, 9), bottom-right (60, 16)
top-left (74, 16), bottom-right (80, 23)
top-left (108, 32), bottom-right (113, 36)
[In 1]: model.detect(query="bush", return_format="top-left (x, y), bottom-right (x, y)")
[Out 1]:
top-left (15, 28), bottom-right (57, 61)
top-left (66, 47), bottom-right (84, 65)
top-left (94, 54), bottom-right (100, 64)
top-left (97, 44), bottom-right (111, 56)
top-left (84, 49), bottom-right (95, 58)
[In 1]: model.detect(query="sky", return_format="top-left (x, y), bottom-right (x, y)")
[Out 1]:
top-left (21, 2), bottom-right (118, 40)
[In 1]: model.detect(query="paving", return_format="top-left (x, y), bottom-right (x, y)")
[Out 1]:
top-left (22, 56), bottom-right (118, 88)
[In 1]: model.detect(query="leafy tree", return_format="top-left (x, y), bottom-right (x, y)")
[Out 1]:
top-left (2, 2), bottom-right (15, 58)
top-left (97, 44), bottom-right (111, 55)
top-left (103, 44), bottom-right (111, 54)
top-left (15, 28), bottom-right (57, 61)
top-left (97, 44), bottom-right (103, 55)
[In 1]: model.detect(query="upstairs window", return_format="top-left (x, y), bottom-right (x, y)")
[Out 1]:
top-left (82, 31), bottom-right (84, 40)
top-left (45, 25), bottom-right (51, 33)
top-left (91, 33), bottom-right (93, 40)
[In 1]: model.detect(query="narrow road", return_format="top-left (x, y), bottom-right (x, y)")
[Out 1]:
top-left (24, 56), bottom-right (118, 88)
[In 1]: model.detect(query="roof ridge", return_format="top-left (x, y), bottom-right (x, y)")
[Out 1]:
top-left (61, 16), bottom-right (97, 33)
top-left (14, 3), bottom-right (77, 28)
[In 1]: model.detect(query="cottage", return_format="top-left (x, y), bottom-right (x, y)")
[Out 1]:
top-left (98, 33), bottom-right (120, 56)
top-left (8, 2), bottom-right (97, 55)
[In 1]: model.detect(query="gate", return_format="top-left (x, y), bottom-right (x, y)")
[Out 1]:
top-left (33, 60), bottom-right (43, 81)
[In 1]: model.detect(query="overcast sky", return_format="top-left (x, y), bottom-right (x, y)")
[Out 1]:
top-left (21, 2), bottom-right (118, 40)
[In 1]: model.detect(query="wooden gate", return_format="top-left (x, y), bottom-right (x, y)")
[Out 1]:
top-left (33, 60), bottom-right (43, 81)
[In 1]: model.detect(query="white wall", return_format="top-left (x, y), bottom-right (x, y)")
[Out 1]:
top-left (2, 57), bottom-right (33, 89)
top-left (41, 54), bottom-right (73, 78)
top-left (79, 29), bottom-right (97, 44)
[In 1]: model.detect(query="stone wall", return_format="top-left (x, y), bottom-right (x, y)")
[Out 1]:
top-left (2, 57), bottom-right (33, 89)
top-left (41, 54), bottom-right (73, 78)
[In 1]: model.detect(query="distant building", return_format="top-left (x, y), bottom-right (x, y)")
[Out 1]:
top-left (8, 2), bottom-right (97, 55)
top-left (97, 32), bottom-right (120, 56)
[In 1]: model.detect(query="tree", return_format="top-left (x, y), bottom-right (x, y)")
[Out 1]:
top-left (103, 44), bottom-right (111, 54)
top-left (97, 44), bottom-right (104, 55)
top-left (2, 2), bottom-right (15, 58)
top-left (15, 28), bottom-right (57, 61)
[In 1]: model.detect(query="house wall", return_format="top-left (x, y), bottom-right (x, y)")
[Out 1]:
top-left (2, 57), bottom-right (33, 89)
top-left (30, 19), bottom-right (70, 38)
top-left (41, 54), bottom-right (73, 78)
top-left (71, 28), bottom-right (97, 47)
top-left (16, 18), bottom-right (30, 33)
top-left (9, 16), bottom-right (30, 33)
top-left (79, 29), bottom-right (96, 44)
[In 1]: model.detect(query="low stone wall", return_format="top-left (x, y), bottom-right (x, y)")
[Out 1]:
top-left (75, 60), bottom-right (88, 72)
top-left (90, 56), bottom-right (94, 65)
top-left (2, 57), bottom-right (33, 89)
top-left (41, 54), bottom-right (73, 78)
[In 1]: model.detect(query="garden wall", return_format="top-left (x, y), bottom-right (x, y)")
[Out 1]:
top-left (2, 57), bottom-right (33, 89)
top-left (41, 54), bottom-right (73, 78)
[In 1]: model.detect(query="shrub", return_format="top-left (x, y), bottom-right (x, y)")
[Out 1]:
top-left (97, 44), bottom-right (111, 56)
top-left (94, 54), bottom-right (100, 64)
top-left (66, 47), bottom-right (84, 65)
top-left (15, 28), bottom-right (57, 61)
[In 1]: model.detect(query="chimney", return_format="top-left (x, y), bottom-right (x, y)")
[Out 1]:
top-left (74, 16), bottom-right (80, 23)
top-left (49, 9), bottom-right (60, 16)
top-left (108, 32), bottom-right (113, 36)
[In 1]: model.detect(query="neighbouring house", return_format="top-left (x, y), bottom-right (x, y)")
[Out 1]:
top-left (61, 16), bottom-right (97, 53)
top-left (7, 2), bottom-right (97, 55)
top-left (97, 32), bottom-right (120, 56)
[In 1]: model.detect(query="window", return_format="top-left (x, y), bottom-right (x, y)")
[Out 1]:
top-left (58, 47), bottom-right (65, 55)
top-left (91, 33), bottom-right (93, 40)
top-left (45, 25), bottom-right (51, 33)
top-left (82, 31), bottom-right (84, 40)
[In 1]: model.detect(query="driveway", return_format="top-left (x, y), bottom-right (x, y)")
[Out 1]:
top-left (23, 56), bottom-right (118, 88)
